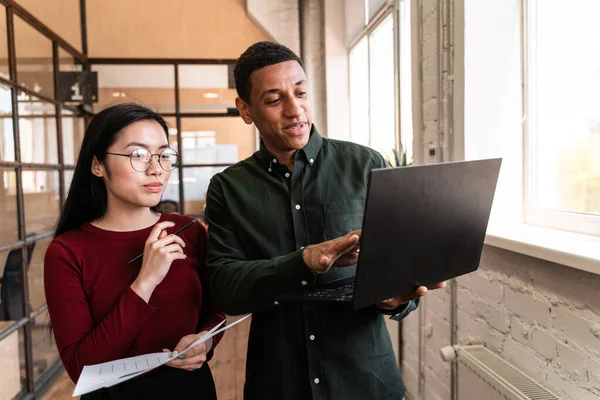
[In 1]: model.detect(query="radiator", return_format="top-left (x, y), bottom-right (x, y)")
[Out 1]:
top-left (440, 345), bottom-right (560, 400)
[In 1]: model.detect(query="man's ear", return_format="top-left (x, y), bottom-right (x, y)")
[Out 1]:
top-left (91, 156), bottom-right (105, 178)
top-left (235, 97), bottom-right (253, 125)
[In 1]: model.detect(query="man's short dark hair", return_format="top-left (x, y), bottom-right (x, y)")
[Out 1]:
top-left (234, 41), bottom-right (304, 104)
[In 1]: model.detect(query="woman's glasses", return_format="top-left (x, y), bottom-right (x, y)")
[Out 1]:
top-left (106, 148), bottom-right (179, 172)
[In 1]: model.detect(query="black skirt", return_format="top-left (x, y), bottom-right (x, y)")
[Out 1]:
top-left (80, 363), bottom-right (217, 400)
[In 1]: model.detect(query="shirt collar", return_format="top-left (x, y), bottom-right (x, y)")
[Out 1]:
top-left (256, 124), bottom-right (323, 170)
top-left (300, 125), bottom-right (323, 165)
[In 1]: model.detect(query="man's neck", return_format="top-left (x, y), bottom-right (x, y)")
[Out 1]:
top-left (265, 146), bottom-right (297, 171)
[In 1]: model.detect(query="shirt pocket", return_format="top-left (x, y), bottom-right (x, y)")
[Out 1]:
top-left (323, 199), bottom-right (365, 240)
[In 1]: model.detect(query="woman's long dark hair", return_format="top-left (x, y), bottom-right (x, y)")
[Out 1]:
top-left (54, 103), bottom-right (170, 238)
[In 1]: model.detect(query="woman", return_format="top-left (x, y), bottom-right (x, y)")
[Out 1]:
top-left (44, 103), bottom-right (226, 399)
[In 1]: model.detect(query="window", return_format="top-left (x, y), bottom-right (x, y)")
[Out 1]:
top-left (0, 4), bottom-right (8, 80)
top-left (18, 94), bottom-right (58, 164)
top-left (0, 84), bottom-right (15, 162)
top-left (0, 9), bottom-right (77, 397)
top-left (92, 64), bottom-right (175, 113)
top-left (0, 168), bottom-right (18, 247)
top-left (349, 37), bottom-right (369, 147)
top-left (14, 16), bottom-right (54, 98)
top-left (349, 14), bottom-right (397, 158)
top-left (367, 0), bottom-right (387, 23)
top-left (61, 108), bottom-right (85, 165)
top-left (348, 0), bottom-right (413, 165)
top-left (524, 0), bottom-right (600, 236)
top-left (368, 16), bottom-right (396, 154)
top-left (398, 0), bottom-right (413, 165)
top-left (178, 65), bottom-right (234, 114)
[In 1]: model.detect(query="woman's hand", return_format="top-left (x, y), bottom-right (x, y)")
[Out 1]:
top-left (131, 221), bottom-right (187, 302)
top-left (162, 332), bottom-right (213, 371)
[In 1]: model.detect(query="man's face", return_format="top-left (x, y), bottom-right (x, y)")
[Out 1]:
top-left (236, 60), bottom-right (312, 154)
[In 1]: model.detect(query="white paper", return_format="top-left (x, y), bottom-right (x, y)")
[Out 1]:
top-left (72, 352), bottom-right (172, 396)
top-left (73, 315), bottom-right (250, 397)
top-left (179, 314), bottom-right (249, 356)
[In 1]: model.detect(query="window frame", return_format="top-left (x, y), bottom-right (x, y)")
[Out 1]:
top-left (522, 0), bottom-right (600, 237)
top-left (348, 4), bottom-right (401, 159)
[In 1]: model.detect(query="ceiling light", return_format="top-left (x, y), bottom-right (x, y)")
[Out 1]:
top-left (112, 92), bottom-right (120, 97)
top-left (203, 92), bottom-right (219, 99)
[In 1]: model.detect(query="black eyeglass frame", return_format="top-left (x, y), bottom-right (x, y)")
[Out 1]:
top-left (106, 148), bottom-right (180, 172)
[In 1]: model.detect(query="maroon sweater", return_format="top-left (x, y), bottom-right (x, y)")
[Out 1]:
top-left (44, 213), bottom-right (226, 382)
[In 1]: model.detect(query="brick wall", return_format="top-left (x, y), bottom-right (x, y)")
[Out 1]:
top-left (403, 245), bottom-right (600, 400)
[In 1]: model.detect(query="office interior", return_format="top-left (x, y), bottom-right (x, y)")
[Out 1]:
top-left (0, 0), bottom-right (598, 399)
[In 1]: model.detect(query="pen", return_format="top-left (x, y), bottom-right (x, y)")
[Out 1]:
top-left (127, 218), bottom-right (198, 264)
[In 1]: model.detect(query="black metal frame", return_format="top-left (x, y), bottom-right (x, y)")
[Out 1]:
top-left (0, 0), bottom-right (249, 398)
top-left (89, 57), bottom-right (235, 65)
top-left (0, 0), bottom-right (84, 396)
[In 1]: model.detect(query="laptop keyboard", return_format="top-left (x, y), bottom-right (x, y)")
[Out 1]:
top-left (306, 281), bottom-right (356, 302)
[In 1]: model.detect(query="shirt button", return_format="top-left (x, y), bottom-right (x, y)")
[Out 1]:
top-left (295, 204), bottom-right (301, 210)
top-left (314, 378), bottom-right (320, 384)
top-left (309, 335), bottom-right (315, 341)
top-left (274, 301), bottom-right (279, 305)
top-left (301, 280), bottom-right (308, 286)
top-left (309, 158), bottom-right (314, 164)
top-left (285, 172), bottom-right (290, 178)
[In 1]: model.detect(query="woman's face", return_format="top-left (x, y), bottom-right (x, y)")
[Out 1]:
top-left (93, 119), bottom-right (174, 210)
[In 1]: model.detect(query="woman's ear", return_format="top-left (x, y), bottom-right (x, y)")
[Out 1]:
top-left (91, 156), bottom-right (105, 178)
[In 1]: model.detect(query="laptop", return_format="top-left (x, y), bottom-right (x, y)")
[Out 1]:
top-left (275, 158), bottom-right (502, 310)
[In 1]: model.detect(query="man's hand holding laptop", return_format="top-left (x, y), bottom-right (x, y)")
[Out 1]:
top-left (300, 229), bottom-right (447, 308)
top-left (377, 281), bottom-right (447, 310)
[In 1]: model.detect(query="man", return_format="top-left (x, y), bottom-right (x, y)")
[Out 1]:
top-left (205, 41), bottom-right (445, 400)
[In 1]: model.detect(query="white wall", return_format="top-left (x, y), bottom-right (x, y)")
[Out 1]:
top-left (246, 0), bottom-right (300, 55)
top-left (325, 0), bottom-right (350, 141)
top-left (345, 0), bottom-right (366, 46)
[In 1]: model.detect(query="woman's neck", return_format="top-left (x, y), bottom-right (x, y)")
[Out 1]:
top-left (91, 197), bottom-right (160, 232)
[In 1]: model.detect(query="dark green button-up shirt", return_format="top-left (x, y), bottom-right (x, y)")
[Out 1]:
top-left (205, 126), bottom-right (417, 400)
